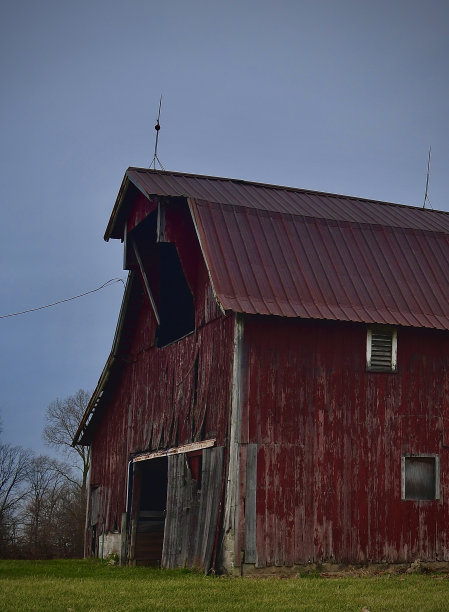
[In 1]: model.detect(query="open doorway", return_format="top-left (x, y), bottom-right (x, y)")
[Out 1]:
top-left (133, 457), bottom-right (168, 566)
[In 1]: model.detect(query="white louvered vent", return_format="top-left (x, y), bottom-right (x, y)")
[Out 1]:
top-left (367, 327), bottom-right (397, 372)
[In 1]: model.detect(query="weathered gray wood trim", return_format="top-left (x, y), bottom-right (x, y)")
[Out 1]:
top-left (401, 453), bottom-right (440, 500)
top-left (161, 455), bottom-right (178, 568)
top-left (157, 200), bottom-right (166, 242)
top-left (129, 518), bottom-right (137, 565)
top-left (133, 439), bottom-right (216, 463)
top-left (245, 443), bottom-right (257, 564)
top-left (120, 512), bottom-right (127, 565)
top-left (162, 446), bottom-right (224, 571)
top-left (132, 240), bottom-right (160, 325)
top-left (222, 313), bottom-right (244, 570)
top-left (187, 197), bottom-right (226, 316)
top-left (197, 447), bottom-right (224, 571)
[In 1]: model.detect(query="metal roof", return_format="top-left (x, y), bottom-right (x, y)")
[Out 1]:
top-left (107, 168), bottom-right (449, 330)
top-left (191, 200), bottom-right (449, 329)
top-left (106, 168), bottom-right (449, 238)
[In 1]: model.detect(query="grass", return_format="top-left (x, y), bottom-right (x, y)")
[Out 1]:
top-left (1, 559), bottom-right (449, 611)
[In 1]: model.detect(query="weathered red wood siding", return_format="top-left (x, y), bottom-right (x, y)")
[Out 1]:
top-left (241, 316), bottom-right (449, 566)
top-left (88, 195), bottom-right (234, 537)
top-left (127, 191), bottom-right (157, 233)
top-left (90, 306), bottom-right (234, 535)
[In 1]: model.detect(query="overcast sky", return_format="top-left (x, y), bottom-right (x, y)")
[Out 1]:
top-left (1, 0), bottom-right (448, 454)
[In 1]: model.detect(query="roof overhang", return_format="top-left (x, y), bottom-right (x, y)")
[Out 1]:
top-left (72, 272), bottom-right (140, 446)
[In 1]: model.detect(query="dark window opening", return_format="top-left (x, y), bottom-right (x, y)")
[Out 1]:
top-left (157, 243), bottom-right (195, 347)
top-left (402, 455), bottom-right (439, 500)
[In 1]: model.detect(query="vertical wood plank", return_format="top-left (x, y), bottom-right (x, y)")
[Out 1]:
top-left (245, 443), bottom-right (257, 564)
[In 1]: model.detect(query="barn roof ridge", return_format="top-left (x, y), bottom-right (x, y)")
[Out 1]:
top-left (127, 166), bottom-right (449, 220)
top-left (189, 196), bottom-right (449, 238)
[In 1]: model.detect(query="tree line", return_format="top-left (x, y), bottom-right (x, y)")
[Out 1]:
top-left (0, 389), bottom-right (90, 559)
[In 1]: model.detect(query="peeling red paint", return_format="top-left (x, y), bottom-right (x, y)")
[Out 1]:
top-left (241, 317), bottom-right (449, 565)
top-left (89, 311), bottom-right (234, 535)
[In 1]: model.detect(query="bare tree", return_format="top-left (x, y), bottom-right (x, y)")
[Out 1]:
top-left (43, 389), bottom-right (91, 496)
top-left (42, 389), bottom-right (91, 557)
top-left (0, 440), bottom-right (30, 555)
top-left (0, 441), bottom-right (29, 516)
top-left (20, 455), bottom-right (82, 558)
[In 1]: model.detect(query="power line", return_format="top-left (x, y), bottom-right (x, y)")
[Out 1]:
top-left (0, 278), bottom-right (125, 319)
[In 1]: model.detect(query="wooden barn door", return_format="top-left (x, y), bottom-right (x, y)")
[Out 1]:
top-left (129, 443), bottom-right (223, 570)
top-left (133, 457), bottom-right (168, 566)
top-left (162, 446), bottom-right (224, 571)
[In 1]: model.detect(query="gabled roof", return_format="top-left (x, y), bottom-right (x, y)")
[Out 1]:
top-left (106, 168), bottom-right (449, 331)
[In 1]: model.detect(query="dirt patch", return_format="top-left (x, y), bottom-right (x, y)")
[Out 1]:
top-left (239, 561), bottom-right (449, 579)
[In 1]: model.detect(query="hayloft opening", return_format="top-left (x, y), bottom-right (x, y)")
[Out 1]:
top-left (157, 243), bottom-right (195, 347)
top-left (127, 213), bottom-right (195, 347)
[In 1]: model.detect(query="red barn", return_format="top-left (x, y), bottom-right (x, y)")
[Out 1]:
top-left (74, 168), bottom-right (449, 573)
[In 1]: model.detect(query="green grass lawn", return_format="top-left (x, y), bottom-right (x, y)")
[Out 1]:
top-left (1, 559), bottom-right (449, 611)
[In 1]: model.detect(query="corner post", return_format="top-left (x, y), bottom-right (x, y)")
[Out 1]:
top-left (222, 313), bottom-right (244, 573)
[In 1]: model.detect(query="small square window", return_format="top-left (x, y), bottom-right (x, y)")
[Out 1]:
top-left (366, 326), bottom-right (397, 372)
top-left (402, 455), bottom-right (440, 500)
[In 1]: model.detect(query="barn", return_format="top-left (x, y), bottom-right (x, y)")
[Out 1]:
top-left (74, 168), bottom-right (449, 573)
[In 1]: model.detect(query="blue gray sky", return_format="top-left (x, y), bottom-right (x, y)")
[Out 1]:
top-left (1, 0), bottom-right (448, 453)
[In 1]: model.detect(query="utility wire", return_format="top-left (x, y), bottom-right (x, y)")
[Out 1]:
top-left (0, 278), bottom-right (125, 319)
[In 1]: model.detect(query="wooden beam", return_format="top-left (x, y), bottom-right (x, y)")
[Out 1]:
top-left (132, 240), bottom-right (160, 325)
top-left (133, 439), bottom-right (216, 463)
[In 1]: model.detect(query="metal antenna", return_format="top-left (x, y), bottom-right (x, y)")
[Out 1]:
top-left (150, 95), bottom-right (165, 170)
top-left (423, 146), bottom-right (432, 209)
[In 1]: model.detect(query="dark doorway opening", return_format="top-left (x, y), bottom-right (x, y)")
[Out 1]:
top-left (134, 457), bottom-right (168, 566)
